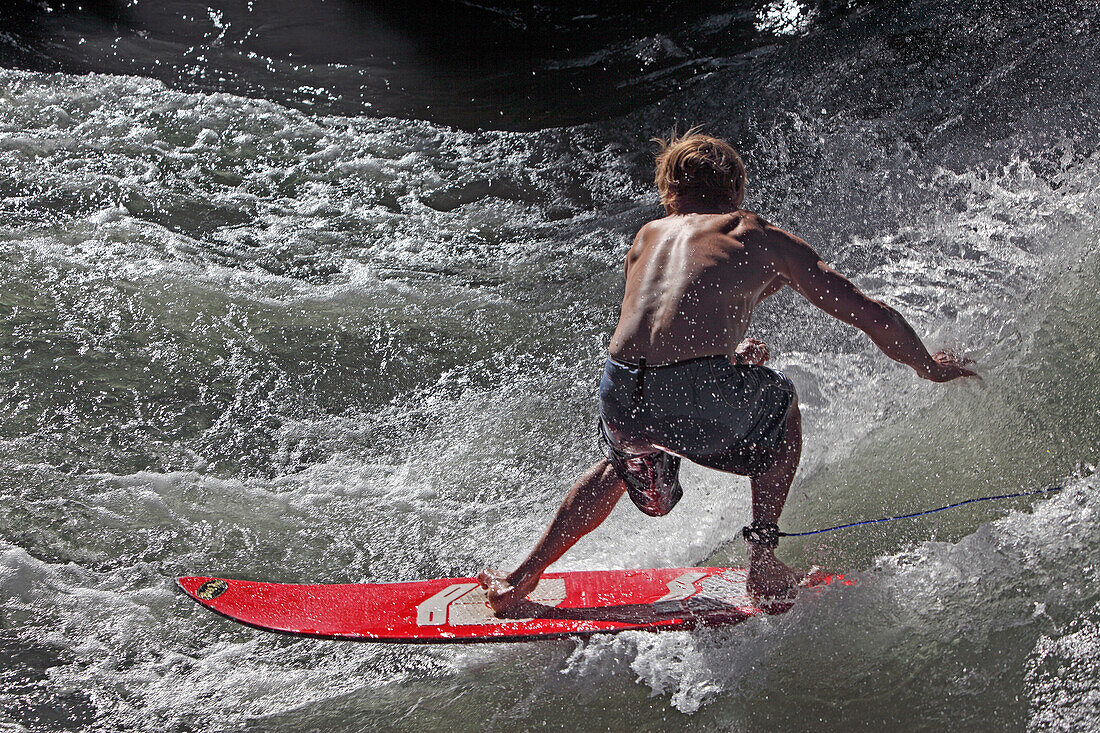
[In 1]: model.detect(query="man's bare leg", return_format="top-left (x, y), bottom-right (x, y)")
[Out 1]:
top-left (479, 458), bottom-right (626, 613)
top-left (746, 400), bottom-right (802, 610)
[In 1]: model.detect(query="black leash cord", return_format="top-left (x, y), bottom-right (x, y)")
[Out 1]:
top-left (779, 485), bottom-right (1066, 538)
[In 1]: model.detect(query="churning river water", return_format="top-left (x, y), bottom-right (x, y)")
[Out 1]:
top-left (1, 0), bottom-right (1099, 730)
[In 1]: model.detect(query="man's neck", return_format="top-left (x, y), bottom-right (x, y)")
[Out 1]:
top-left (666, 197), bottom-right (739, 216)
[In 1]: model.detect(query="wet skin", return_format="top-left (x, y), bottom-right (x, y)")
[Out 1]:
top-left (482, 193), bottom-right (978, 614)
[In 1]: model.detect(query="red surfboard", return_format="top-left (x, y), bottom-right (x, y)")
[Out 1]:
top-left (178, 567), bottom-right (851, 642)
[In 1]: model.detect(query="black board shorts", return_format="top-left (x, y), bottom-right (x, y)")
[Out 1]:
top-left (598, 355), bottom-right (795, 516)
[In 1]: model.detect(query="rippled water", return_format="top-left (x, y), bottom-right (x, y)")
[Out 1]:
top-left (1, 0), bottom-right (1099, 730)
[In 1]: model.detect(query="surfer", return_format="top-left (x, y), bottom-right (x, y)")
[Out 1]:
top-left (480, 130), bottom-right (978, 613)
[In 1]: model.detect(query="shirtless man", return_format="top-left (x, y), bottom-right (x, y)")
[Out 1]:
top-left (480, 131), bottom-right (977, 612)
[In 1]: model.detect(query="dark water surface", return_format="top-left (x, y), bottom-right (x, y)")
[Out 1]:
top-left (0, 0), bottom-right (858, 130)
top-left (1, 0), bottom-right (1098, 730)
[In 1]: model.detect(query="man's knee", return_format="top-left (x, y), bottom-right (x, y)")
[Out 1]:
top-left (598, 458), bottom-right (627, 489)
top-left (583, 458), bottom-right (623, 491)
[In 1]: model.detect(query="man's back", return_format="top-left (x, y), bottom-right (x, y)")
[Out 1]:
top-left (611, 204), bottom-right (977, 384)
top-left (609, 210), bottom-right (779, 364)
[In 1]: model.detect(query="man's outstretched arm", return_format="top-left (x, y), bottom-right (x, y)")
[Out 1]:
top-left (770, 227), bottom-right (977, 382)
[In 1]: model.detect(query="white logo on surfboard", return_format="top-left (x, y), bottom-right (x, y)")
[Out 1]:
top-left (416, 579), bottom-right (567, 626)
top-left (414, 570), bottom-right (756, 627)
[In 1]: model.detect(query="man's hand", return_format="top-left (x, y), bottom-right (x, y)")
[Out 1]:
top-left (735, 338), bottom-right (770, 365)
top-left (922, 350), bottom-right (980, 382)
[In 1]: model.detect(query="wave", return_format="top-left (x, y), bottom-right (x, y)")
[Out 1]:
top-left (2, 0), bottom-right (1099, 728)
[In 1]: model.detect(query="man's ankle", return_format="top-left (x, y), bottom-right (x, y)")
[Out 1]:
top-left (747, 543), bottom-right (778, 562)
top-left (507, 568), bottom-right (535, 588)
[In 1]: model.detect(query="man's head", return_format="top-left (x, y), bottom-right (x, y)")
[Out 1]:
top-left (653, 129), bottom-right (746, 214)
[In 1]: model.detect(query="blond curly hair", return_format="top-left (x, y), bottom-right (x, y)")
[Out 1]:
top-left (653, 128), bottom-right (746, 213)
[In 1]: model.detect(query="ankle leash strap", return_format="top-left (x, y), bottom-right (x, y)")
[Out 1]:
top-left (742, 521), bottom-right (780, 548)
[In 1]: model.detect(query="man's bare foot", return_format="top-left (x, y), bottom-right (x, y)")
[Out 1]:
top-left (747, 546), bottom-right (798, 615)
top-left (477, 568), bottom-right (540, 615)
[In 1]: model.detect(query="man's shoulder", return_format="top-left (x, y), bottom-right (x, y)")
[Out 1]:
top-left (735, 211), bottom-right (806, 248)
top-left (634, 217), bottom-right (660, 236)
top-left (720, 210), bottom-right (775, 247)
top-left (732, 209), bottom-right (774, 233)
top-left (629, 218), bottom-right (661, 255)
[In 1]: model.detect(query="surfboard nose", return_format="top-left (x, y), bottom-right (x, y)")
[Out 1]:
top-left (177, 576), bottom-right (228, 603)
